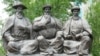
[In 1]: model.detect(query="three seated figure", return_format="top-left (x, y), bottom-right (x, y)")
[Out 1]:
top-left (1, 1), bottom-right (92, 56)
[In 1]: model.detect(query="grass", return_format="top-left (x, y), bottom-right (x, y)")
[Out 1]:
top-left (0, 40), bottom-right (6, 56)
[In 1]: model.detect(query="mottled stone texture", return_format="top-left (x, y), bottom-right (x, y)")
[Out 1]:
top-left (1, 1), bottom-right (92, 56)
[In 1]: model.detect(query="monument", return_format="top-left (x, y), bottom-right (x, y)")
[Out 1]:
top-left (1, 1), bottom-right (92, 56)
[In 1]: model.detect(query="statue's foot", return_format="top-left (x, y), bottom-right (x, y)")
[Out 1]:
top-left (78, 53), bottom-right (91, 56)
top-left (79, 53), bottom-right (83, 56)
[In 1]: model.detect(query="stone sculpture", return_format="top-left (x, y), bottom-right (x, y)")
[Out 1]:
top-left (63, 6), bottom-right (92, 56)
top-left (1, 1), bottom-right (93, 56)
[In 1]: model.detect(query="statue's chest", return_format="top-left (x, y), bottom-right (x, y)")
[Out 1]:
top-left (39, 28), bottom-right (57, 39)
top-left (13, 18), bottom-right (28, 33)
top-left (14, 18), bottom-right (28, 28)
top-left (70, 19), bottom-right (83, 31)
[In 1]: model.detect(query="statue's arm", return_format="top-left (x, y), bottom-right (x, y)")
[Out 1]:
top-left (4, 30), bottom-right (14, 41)
top-left (82, 19), bottom-right (92, 36)
top-left (32, 18), bottom-right (42, 30)
top-left (63, 20), bottom-right (70, 38)
top-left (76, 19), bottom-right (92, 37)
top-left (2, 16), bottom-right (15, 41)
top-left (54, 18), bottom-right (63, 30)
top-left (34, 17), bottom-right (50, 26)
top-left (25, 18), bottom-right (32, 31)
top-left (32, 17), bottom-right (48, 30)
top-left (25, 18), bottom-right (33, 39)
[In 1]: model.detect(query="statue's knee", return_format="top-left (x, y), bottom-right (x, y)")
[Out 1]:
top-left (31, 40), bottom-right (38, 46)
top-left (56, 31), bottom-right (63, 38)
top-left (7, 41), bottom-right (15, 47)
top-left (82, 36), bottom-right (90, 41)
top-left (20, 47), bottom-right (29, 54)
top-left (7, 42), bottom-right (17, 52)
top-left (20, 48), bottom-right (34, 55)
top-left (37, 36), bottom-right (45, 41)
top-left (20, 50), bottom-right (28, 55)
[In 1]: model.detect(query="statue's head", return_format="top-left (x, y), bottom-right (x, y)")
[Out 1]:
top-left (12, 1), bottom-right (27, 12)
top-left (71, 6), bottom-right (80, 16)
top-left (43, 5), bottom-right (52, 14)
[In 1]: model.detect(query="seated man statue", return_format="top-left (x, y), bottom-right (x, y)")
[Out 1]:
top-left (63, 6), bottom-right (92, 56)
top-left (1, 1), bottom-right (32, 55)
top-left (32, 5), bottom-right (63, 53)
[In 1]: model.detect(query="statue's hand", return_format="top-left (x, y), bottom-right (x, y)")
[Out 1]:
top-left (36, 24), bottom-right (46, 29)
top-left (64, 35), bottom-right (72, 39)
top-left (56, 31), bottom-right (63, 37)
top-left (9, 37), bottom-right (19, 42)
top-left (75, 33), bottom-right (83, 38)
top-left (67, 35), bottom-right (72, 38)
top-left (8, 36), bottom-right (15, 41)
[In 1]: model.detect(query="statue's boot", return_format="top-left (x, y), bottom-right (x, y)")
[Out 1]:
top-left (7, 41), bottom-right (22, 53)
top-left (37, 36), bottom-right (49, 52)
top-left (78, 36), bottom-right (91, 55)
top-left (20, 40), bottom-right (38, 55)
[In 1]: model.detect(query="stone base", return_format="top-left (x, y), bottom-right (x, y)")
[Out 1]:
top-left (7, 53), bottom-right (92, 56)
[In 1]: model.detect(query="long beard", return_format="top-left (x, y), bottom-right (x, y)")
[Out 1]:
top-left (16, 14), bottom-right (23, 19)
top-left (72, 16), bottom-right (79, 20)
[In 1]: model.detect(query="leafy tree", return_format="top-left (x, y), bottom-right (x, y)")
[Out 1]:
top-left (87, 0), bottom-right (100, 56)
top-left (3, 0), bottom-right (87, 21)
top-left (3, 0), bottom-right (72, 21)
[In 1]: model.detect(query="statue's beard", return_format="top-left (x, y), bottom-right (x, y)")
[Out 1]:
top-left (44, 11), bottom-right (51, 15)
top-left (73, 14), bottom-right (78, 16)
top-left (17, 14), bottom-right (23, 19)
top-left (72, 16), bottom-right (79, 20)
top-left (16, 12), bottom-right (24, 19)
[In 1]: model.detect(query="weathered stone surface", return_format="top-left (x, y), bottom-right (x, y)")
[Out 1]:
top-left (7, 53), bottom-right (92, 56)
top-left (2, 2), bottom-right (93, 56)
top-left (63, 6), bottom-right (92, 55)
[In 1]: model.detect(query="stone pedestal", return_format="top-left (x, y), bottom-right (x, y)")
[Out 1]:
top-left (7, 53), bottom-right (92, 56)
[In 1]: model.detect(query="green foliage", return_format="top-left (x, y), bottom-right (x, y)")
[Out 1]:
top-left (87, 0), bottom-right (100, 56)
top-left (3, 0), bottom-right (72, 21)
top-left (3, 0), bottom-right (86, 21)
top-left (0, 40), bottom-right (6, 56)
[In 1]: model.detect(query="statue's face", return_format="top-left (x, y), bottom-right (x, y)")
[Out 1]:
top-left (16, 6), bottom-right (23, 13)
top-left (44, 7), bottom-right (51, 13)
top-left (72, 10), bottom-right (79, 16)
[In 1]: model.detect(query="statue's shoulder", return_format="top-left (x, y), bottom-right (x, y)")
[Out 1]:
top-left (69, 16), bottom-right (73, 19)
top-left (66, 16), bottom-right (72, 22)
top-left (80, 18), bottom-right (88, 24)
top-left (24, 17), bottom-right (30, 21)
top-left (53, 17), bottom-right (62, 23)
top-left (9, 15), bottom-right (14, 19)
top-left (6, 15), bottom-right (15, 22)
top-left (50, 16), bottom-right (59, 22)
top-left (24, 17), bottom-right (29, 19)
top-left (50, 16), bottom-right (58, 24)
